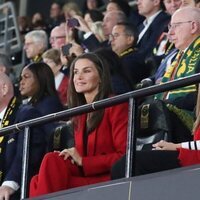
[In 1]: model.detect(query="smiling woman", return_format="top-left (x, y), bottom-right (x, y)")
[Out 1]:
top-left (29, 53), bottom-right (129, 197)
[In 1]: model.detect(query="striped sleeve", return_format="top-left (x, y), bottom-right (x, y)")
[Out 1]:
top-left (181, 140), bottom-right (200, 150)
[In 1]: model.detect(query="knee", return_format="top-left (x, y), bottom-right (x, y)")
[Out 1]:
top-left (42, 152), bottom-right (61, 164)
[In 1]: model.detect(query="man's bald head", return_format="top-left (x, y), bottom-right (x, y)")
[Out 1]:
top-left (169, 7), bottom-right (200, 50)
top-left (50, 25), bottom-right (66, 49)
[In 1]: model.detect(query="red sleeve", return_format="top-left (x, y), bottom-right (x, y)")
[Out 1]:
top-left (178, 148), bottom-right (200, 166)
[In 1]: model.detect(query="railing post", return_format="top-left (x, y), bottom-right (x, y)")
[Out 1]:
top-left (20, 126), bottom-right (30, 199)
top-left (125, 97), bottom-right (137, 178)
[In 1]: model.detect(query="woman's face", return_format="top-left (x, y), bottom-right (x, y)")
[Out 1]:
top-left (19, 67), bottom-right (39, 97)
top-left (73, 58), bottom-right (101, 101)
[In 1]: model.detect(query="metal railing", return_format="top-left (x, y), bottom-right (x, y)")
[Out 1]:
top-left (1, 73), bottom-right (200, 199)
top-left (0, 2), bottom-right (22, 54)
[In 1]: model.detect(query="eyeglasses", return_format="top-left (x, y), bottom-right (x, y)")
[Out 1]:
top-left (109, 33), bottom-right (130, 41)
top-left (49, 36), bottom-right (66, 42)
top-left (168, 21), bottom-right (192, 30)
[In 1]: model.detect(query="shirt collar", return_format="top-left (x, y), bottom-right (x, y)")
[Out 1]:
top-left (0, 107), bottom-right (7, 126)
top-left (143, 10), bottom-right (162, 26)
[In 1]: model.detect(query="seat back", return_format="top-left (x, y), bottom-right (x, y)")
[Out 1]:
top-left (136, 100), bottom-right (172, 150)
top-left (48, 121), bottom-right (74, 151)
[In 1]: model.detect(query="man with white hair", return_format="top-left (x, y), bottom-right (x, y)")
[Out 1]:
top-left (24, 30), bottom-right (48, 63)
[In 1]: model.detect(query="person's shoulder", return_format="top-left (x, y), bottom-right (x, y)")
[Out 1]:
top-left (16, 104), bottom-right (41, 121)
top-left (156, 11), bottom-right (171, 22)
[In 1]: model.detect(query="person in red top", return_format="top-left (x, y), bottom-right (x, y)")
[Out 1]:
top-left (29, 52), bottom-right (128, 197)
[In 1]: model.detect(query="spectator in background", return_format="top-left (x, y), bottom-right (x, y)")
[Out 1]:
top-left (47, 2), bottom-right (65, 31)
top-left (29, 53), bottom-right (128, 197)
top-left (0, 53), bottom-right (13, 80)
top-left (0, 72), bottom-right (46, 200)
top-left (95, 48), bottom-right (133, 94)
top-left (90, 21), bottom-right (106, 42)
top-left (77, 10), bottom-right (127, 51)
top-left (136, 0), bottom-right (170, 58)
top-left (31, 12), bottom-right (47, 31)
top-left (42, 48), bottom-right (68, 106)
top-left (84, 0), bottom-right (103, 12)
top-left (110, 22), bottom-right (149, 87)
top-left (163, 0), bottom-right (182, 15)
top-left (24, 30), bottom-right (48, 63)
top-left (84, 9), bottom-right (104, 29)
top-left (49, 25), bottom-right (66, 49)
top-left (17, 16), bottom-right (31, 40)
top-left (146, 0), bottom-right (182, 76)
top-left (63, 2), bottom-right (82, 19)
top-left (106, 0), bottom-right (144, 28)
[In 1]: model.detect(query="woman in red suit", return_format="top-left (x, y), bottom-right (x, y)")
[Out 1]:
top-left (29, 52), bottom-right (128, 197)
top-left (112, 87), bottom-right (200, 179)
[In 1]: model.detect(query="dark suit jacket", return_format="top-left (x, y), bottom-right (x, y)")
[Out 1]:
top-left (3, 103), bottom-right (46, 186)
top-left (34, 95), bottom-right (64, 146)
top-left (120, 48), bottom-right (151, 87)
top-left (82, 34), bottom-right (110, 52)
top-left (137, 11), bottom-right (171, 58)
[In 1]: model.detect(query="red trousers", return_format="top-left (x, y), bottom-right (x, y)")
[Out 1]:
top-left (29, 152), bottom-right (109, 197)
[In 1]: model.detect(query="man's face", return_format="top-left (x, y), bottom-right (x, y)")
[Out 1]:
top-left (137, 0), bottom-right (158, 17)
top-left (102, 12), bottom-right (119, 39)
top-left (50, 27), bottom-right (66, 49)
top-left (50, 3), bottom-right (61, 19)
top-left (168, 11), bottom-right (193, 50)
top-left (110, 25), bottom-right (133, 55)
top-left (24, 37), bottom-right (41, 59)
top-left (164, 0), bottom-right (182, 15)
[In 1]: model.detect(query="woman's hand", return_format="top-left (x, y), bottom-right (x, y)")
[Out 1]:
top-left (59, 147), bottom-right (82, 166)
top-left (152, 140), bottom-right (181, 151)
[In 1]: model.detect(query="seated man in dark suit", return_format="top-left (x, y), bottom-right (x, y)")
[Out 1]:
top-left (110, 22), bottom-right (150, 88)
top-left (136, 0), bottom-right (171, 58)
top-left (0, 72), bottom-right (46, 199)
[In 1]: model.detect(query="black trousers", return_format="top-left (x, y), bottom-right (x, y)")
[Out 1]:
top-left (111, 150), bottom-right (180, 180)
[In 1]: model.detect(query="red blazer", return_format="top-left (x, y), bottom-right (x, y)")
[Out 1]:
top-left (29, 102), bottom-right (128, 197)
top-left (178, 127), bottom-right (200, 166)
top-left (75, 102), bottom-right (128, 178)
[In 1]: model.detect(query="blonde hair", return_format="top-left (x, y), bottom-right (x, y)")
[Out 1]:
top-left (91, 21), bottom-right (106, 42)
top-left (63, 2), bottom-right (82, 18)
top-left (42, 48), bottom-right (61, 65)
